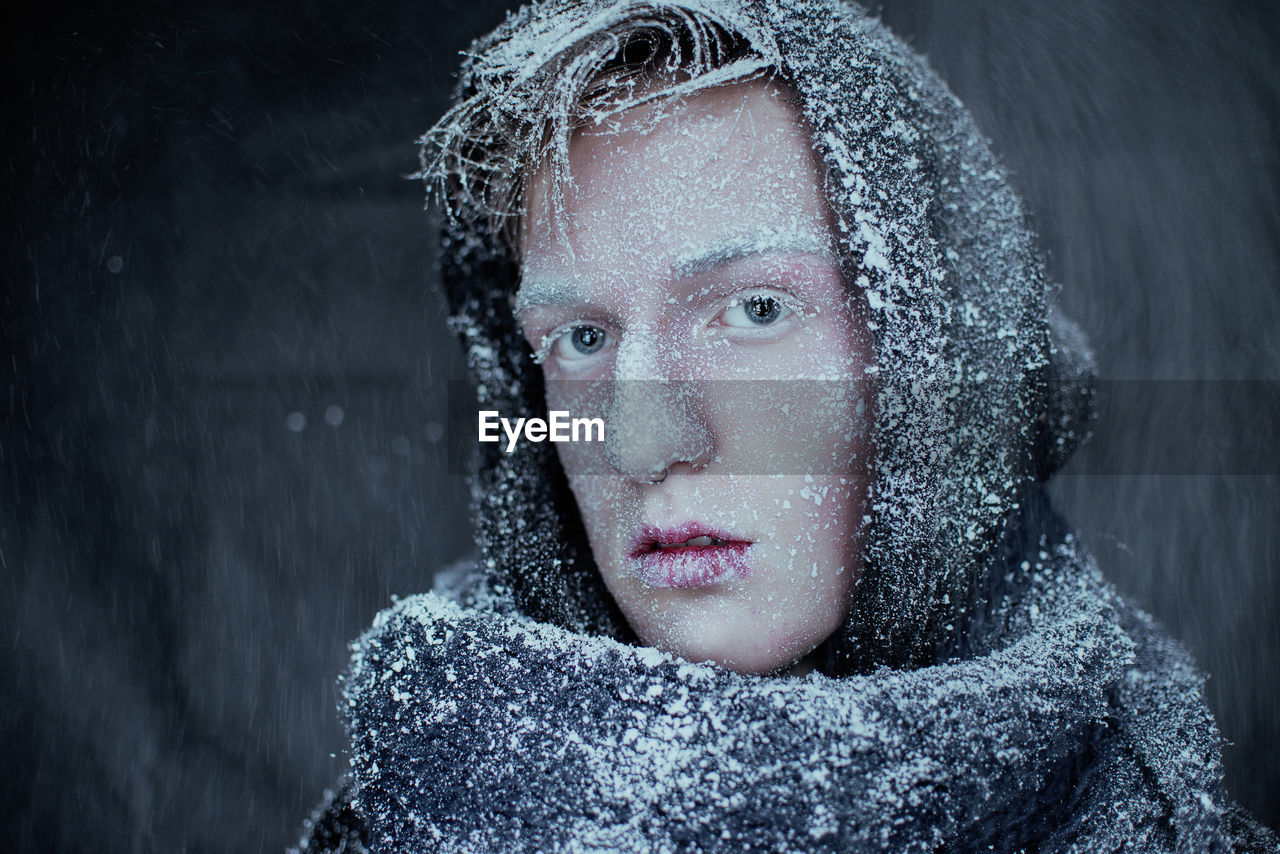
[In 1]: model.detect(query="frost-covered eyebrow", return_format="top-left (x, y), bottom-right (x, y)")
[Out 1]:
top-left (515, 233), bottom-right (834, 314)
top-left (514, 276), bottom-right (584, 314)
top-left (671, 232), bottom-right (835, 279)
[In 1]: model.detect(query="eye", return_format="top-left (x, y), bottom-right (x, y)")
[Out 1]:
top-left (721, 293), bottom-right (793, 328)
top-left (549, 324), bottom-right (609, 362)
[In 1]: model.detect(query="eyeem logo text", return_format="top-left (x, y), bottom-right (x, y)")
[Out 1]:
top-left (478, 410), bottom-right (605, 453)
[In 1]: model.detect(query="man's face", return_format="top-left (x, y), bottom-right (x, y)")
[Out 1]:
top-left (518, 80), bottom-right (872, 674)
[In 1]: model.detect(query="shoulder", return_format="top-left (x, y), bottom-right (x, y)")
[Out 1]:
top-left (430, 555), bottom-right (513, 611)
top-left (1103, 595), bottom-right (1278, 852)
top-left (289, 559), bottom-right (495, 854)
top-left (1223, 802), bottom-right (1280, 854)
top-left (290, 781), bottom-right (367, 854)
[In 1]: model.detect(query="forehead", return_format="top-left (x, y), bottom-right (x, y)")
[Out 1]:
top-left (520, 78), bottom-right (834, 290)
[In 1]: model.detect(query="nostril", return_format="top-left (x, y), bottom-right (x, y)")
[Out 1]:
top-left (604, 379), bottom-right (715, 482)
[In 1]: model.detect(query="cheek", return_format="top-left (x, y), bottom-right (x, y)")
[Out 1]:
top-left (560, 471), bottom-right (652, 625)
top-left (562, 471), bottom-right (624, 534)
top-left (782, 314), bottom-right (872, 378)
top-left (697, 380), bottom-right (870, 478)
top-left (690, 315), bottom-right (872, 476)
top-left (754, 479), bottom-right (863, 642)
top-left (544, 378), bottom-right (613, 475)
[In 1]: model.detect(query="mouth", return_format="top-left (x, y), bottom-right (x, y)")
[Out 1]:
top-left (628, 522), bottom-right (753, 589)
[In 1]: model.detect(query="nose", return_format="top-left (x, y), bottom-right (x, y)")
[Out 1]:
top-left (604, 380), bottom-right (715, 481)
top-left (604, 329), bottom-right (714, 483)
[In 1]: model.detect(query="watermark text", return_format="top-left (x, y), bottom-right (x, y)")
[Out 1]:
top-left (478, 410), bottom-right (605, 453)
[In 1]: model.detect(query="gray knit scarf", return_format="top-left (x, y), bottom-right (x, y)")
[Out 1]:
top-left (340, 527), bottom-right (1231, 853)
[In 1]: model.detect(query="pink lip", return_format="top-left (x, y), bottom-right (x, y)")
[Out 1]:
top-left (628, 522), bottom-right (753, 589)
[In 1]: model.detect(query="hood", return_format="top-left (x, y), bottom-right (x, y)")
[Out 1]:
top-left (423, 0), bottom-right (1096, 670)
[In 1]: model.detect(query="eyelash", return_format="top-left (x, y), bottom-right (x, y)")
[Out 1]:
top-left (721, 292), bottom-right (795, 328)
top-left (532, 324), bottom-right (612, 366)
top-left (531, 288), bottom-right (807, 367)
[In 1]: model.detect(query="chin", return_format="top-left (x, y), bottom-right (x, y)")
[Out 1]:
top-left (650, 621), bottom-right (821, 676)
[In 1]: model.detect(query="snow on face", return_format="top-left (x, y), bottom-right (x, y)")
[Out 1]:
top-left (518, 79), bottom-right (874, 674)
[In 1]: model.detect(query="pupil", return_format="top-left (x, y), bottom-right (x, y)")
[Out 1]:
top-left (572, 326), bottom-right (604, 354)
top-left (747, 296), bottom-right (781, 324)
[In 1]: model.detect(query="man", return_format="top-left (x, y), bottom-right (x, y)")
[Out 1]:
top-left (296, 1), bottom-right (1276, 850)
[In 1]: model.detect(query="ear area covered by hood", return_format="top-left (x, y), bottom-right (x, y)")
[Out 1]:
top-left (1038, 307), bottom-right (1099, 480)
top-left (427, 0), bottom-right (1098, 670)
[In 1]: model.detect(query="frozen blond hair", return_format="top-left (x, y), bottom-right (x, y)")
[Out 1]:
top-left (415, 1), bottom-right (778, 252)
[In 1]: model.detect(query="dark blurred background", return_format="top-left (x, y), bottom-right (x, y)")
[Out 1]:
top-left (2, 1), bottom-right (1276, 851)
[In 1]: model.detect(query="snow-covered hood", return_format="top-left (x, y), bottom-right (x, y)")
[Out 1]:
top-left (426, 0), bottom-right (1095, 668)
